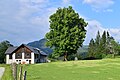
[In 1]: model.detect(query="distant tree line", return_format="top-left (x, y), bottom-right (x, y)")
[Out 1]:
top-left (87, 31), bottom-right (120, 59)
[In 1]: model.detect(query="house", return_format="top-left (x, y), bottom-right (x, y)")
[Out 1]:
top-left (5, 44), bottom-right (47, 64)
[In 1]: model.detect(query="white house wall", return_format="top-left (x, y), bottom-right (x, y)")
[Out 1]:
top-left (6, 52), bottom-right (35, 64)
top-left (6, 54), bottom-right (12, 64)
top-left (31, 52), bottom-right (35, 64)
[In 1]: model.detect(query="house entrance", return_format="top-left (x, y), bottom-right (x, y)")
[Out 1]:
top-left (29, 60), bottom-right (31, 64)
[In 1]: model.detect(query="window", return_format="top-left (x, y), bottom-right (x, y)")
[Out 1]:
top-left (24, 53), bottom-right (31, 59)
top-left (29, 60), bottom-right (31, 64)
top-left (35, 54), bottom-right (39, 59)
top-left (15, 53), bottom-right (22, 59)
top-left (9, 54), bottom-right (12, 59)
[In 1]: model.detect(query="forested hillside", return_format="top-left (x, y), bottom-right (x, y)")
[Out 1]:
top-left (27, 38), bottom-right (53, 54)
top-left (27, 38), bottom-right (88, 58)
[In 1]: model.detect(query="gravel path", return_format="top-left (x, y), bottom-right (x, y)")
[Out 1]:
top-left (0, 67), bottom-right (5, 80)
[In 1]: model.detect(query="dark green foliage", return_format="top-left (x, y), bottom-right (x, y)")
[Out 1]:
top-left (94, 31), bottom-right (102, 58)
top-left (110, 40), bottom-right (120, 57)
top-left (92, 31), bottom-right (102, 59)
top-left (88, 38), bottom-right (95, 58)
top-left (67, 54), bottom-right (76, 60)
top-left (99, 31), bottom-right (107, 57)
top-left (45, 6), bottom-right (87, 60)
top-left (101, 31), bottom-right (107, 48)
top-left (95, 31), bottom-right (101, 46)
top-left (0, 40), bottom-right (13, 63)
top-left (88, 30), bottom-right (120, 59)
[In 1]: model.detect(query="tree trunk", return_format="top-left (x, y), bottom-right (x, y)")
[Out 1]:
top-left (64, 52), bottom-right (67, 61)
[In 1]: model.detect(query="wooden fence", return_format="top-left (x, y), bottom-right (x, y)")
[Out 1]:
top-left (11, 63), bottom-right (27, 80)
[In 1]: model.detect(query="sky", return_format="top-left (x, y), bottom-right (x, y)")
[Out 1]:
top-left (0, 0), bottom-right (120, 46)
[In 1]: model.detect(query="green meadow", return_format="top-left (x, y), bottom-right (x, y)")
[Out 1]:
top-left (24, 58), bottom-right (120, 80)
top-left (0, 64), bottom-right (13, 80)
top-left (1, 58), bottom-right (120, 80)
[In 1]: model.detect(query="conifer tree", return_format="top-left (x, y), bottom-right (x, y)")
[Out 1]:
top-left (88, 38), bottom-right (95, 58)
top-left (95, 31), bottom-right (101, 47)
top-left (94, 31), bottom-right (102, 58)
top-left (100, 31), bottom-right (107, 54)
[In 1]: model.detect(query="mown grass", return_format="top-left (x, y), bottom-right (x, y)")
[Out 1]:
top-left (0, 64), bottom-right (13, 80)
top-left (1, 58), bottom-right (120, 80)
top-left (24, 58), bottom-right (120, 80)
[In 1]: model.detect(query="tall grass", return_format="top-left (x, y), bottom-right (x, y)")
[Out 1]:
top-left (0, 64), bottom-right (13, 80)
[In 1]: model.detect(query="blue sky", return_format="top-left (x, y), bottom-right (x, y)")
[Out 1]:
top-left (0, 0), bottom-right (120, 45)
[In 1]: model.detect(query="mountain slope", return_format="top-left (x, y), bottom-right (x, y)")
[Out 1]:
top-left (27, 38), bottom-right (53, 54)
top-left (27, 38), bottom-right (88, 58)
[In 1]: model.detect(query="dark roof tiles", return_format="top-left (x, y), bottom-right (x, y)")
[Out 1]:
top-left (5, 44), bottom-right (47, 55)
top-left (5, 47), bottom-right (18, 54)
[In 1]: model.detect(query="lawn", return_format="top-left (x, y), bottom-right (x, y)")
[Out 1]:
top-left (1, 58), bottom-right (120, 80)
top-left (0, 64), bottom-right (13, 80)
top-left (24, 58), bottom-right (120, 80)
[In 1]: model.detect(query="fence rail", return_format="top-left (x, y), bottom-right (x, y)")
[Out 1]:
top-left (11, 63), bottom-right (27, 80)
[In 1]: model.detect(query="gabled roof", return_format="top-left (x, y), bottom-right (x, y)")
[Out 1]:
top-left (24, 44), bottom-right (47, 55)
top-left (5, 47), bottom-right (18, 54)
top-left (5, 44), bottom-right (47, 56)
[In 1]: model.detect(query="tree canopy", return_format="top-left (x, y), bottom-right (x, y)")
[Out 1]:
top-left (0, 40), bottom-right (13, 63)
top-left (45, 6), bottom-right (88, 60)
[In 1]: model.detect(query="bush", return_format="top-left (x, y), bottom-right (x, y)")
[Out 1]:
top-left (105, 54), bottom-right (114, 58)
top-left (67, 54), bottom-right (82, 61)
top-left (67, 54), bottom-right (75, 61)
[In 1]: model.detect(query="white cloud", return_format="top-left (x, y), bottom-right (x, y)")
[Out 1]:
top-left (15, 0), bottom-right (48, 20)
top-left (61, 0), bottom-right (73, 7)
top-left (84, 20), bottom-right (104, 44)
top-left (0, 0), bottom-right (68, 45)
top-left (84, 20), bottom-right (120, 44)
top-left (0, 0), bottom-right (51, 45)
top-left (108, 29), bottom-right (120, 41)
top-left (104, 9), bottom-right (113, 12)
top-left (0, 0), bottom-right (119, 46)
top-left (62, 0), bottom-right (70, 4)
top-left (83, 0), bottom-right (114, 12)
